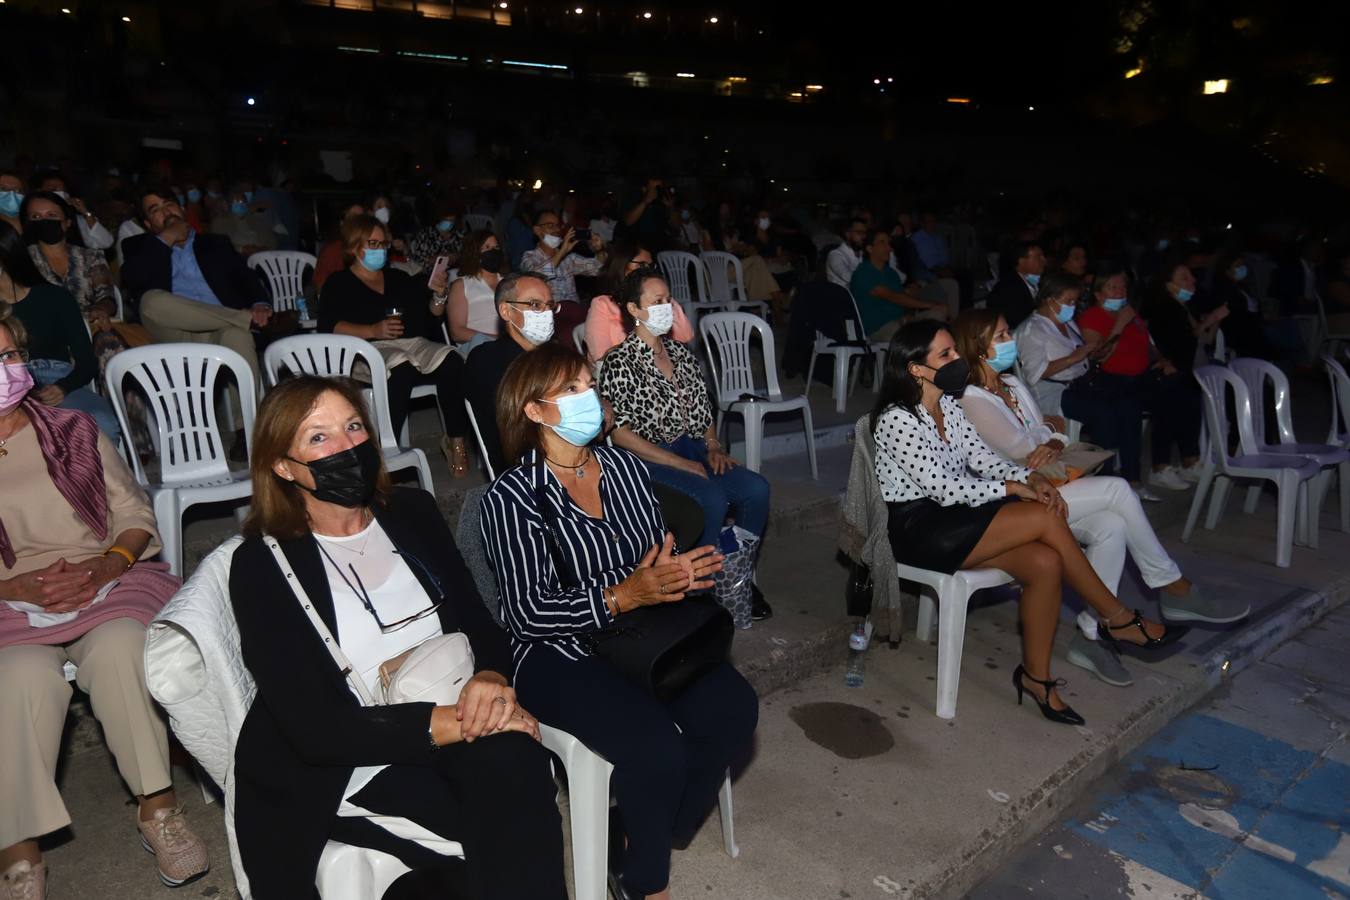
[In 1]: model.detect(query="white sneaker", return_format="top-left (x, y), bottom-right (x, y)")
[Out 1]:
top-left (1177, 462), bottom-right (1205, 483)
top-left (1150, 466), bottom-right (1190, 491)
top-left (1135, 484), bottom-right (1163, 503)
top-left (0, 861), bottom-right (45, 900)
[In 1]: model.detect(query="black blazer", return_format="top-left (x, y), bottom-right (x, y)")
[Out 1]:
top-left (121, 231), bottom-right (269, 310)
top-left (229, 487), bottom-right (512, 898)
top-left (987, 274), bottom-right (1038, 329)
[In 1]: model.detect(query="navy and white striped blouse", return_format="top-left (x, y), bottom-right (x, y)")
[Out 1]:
top-left (479, 445), bottom-right (667, 671)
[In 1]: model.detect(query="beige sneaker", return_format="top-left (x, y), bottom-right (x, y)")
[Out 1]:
top-left (138, 806), bottom-right (210, 887)
top-left (0, 860), bottom-right (46, 900)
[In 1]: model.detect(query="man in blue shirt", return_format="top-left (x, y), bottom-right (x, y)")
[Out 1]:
top-left (849, 230), bottom-right (948, 341)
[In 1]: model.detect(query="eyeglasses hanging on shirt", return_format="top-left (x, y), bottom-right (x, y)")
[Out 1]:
top-left (316, 543), bottom-right (444, 633)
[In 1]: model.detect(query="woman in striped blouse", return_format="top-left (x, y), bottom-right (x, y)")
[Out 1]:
top-left (480, 343), bottom-right (758, 900)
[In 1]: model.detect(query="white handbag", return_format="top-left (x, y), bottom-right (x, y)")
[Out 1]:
top-left (264, 536), bottom-right (475, 708)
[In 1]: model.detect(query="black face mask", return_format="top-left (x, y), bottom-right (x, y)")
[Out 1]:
top-left (28, 219), bottom-right (66, 246)
top-left (288, 440), bottom-right (381, 508)
top-left (928, 358), bottom-right (970, 398)
top-left (478, 248), bottom-right (505, 274)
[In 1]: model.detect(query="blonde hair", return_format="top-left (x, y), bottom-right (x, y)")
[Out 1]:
top-left (0, 304), bottom-right (28, 351)
top-left (339, 213), bottom-right (384, 268)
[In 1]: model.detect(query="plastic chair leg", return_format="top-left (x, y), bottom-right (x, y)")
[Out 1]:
top-left (847, 353), bottom-right (862, 401)
top-left (564, 749), bottom-right (613, 900)
top-left (744, 411), bottom-right (764, 473)
top-left (1243, 484), bottom-right (1262, 515)
top-left (804, 352), bottom-right (817, 400)
top-left (872, 350), bottom-right (885, 392)
top-left (832, 352), bottom-right (849, 414)
top-left (718, 770), bottom-right (739, 858)
top-left (934, 577), bottom-right (971, 719)
top-left (412, 449), bottom-right (434, 492)
top-left (915, 592), bottom-right (936, 643)
top-left (801, 405), bottom-right (818, 480)
top-left (1305, 478), bottom-right (1323, 550)
top-left (1274, 475), bottom-right (1299, 568)
top-left (1206, 476), bottom-right (1234, 530)
top-left (1339, 461), bottom-right (1350, 533)
top-left (1182, 465), bottom-right (1215, 543)
top-left (196, 760), bottom-right (215, 806)
top-left (154, 491), bottom-right (182, 577)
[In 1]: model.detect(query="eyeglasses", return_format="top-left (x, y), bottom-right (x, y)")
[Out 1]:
top-left (507, 299), bottom-right (558, 313)
top-left (0, 349), bottom-right (29, 366)
top-left (317, 545), bottom-right (445, 634)
top-left (364, 239), bottom-right (392, 250)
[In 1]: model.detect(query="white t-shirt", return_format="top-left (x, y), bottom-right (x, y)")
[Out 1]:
top-left (460, 274), bottom-right (501, 336)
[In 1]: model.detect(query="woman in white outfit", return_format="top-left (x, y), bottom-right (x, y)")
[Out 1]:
top-left (952, 310), bottom-right (1249, 686)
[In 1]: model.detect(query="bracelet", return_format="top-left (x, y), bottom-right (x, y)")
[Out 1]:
top-left (104, 545), bottom-right (136, 568)
top-left (604, 586), bottom-right (620, 618)
top-left (428, 725), bottom-right (441, 751)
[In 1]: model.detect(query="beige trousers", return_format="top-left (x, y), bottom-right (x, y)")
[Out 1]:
top-left (140, 289), bottom-right (262, 388)
top-left (0, 618), bottom-right (171, 849)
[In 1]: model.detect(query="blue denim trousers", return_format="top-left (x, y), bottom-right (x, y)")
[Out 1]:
top-left (644, 435), bottom-right (770, 547)
top-left (27, 359), bottom-right (122, 443)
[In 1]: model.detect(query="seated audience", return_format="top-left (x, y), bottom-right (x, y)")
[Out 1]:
top-left (597, 268), bottom-right (772, 620)
top-left (871, 319), bottom-right (1185, 726)
top-left (1056, 240), bottom-right (1092, 293)
top-left (209, 182), bottom-right (278, 257)
top-left (230, 375), bottom-right (565, 900)
top-left (32, 170), bottom-right (114, 251)
top-left (953, 309), bottom-right (1248, 684)
top-left (315, 201), bottom-right (366, 293)
top-left (825, 218), bottom-right (871, 289)
top-left (851, 229), bottom-right (947, 342)
top-left (583, 241), bottom-right (692, 363)
top-left (620, 177), bottom-right (675, 251)
top-left (1203, 248), bottom-right (1303, 362)
top-left (409, 198), bottom-right (465, 273)
top-left (0, 222), bottom-right (119, 440)
top-left (318, 213), bottom-right (472, 478)
top-left (369, 193), bottom-right (411, 266)
top-left (987, 240), bottom-right (1046, 329)
top-left (443, 229), bottom-right (504, 359)
top-left (0, 310), bottom-right (206, 897)
top-left (519, 209), bottom-right (606, 346)
top-left (480, 343), bottom-right (757, 900)
top-left (705, 213), bottom-right (788, 314)
top-left (0, 169), bottom-right (24, 236)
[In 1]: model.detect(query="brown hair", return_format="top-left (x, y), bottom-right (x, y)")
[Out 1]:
top-left (340, 213), bottom-right (384, 268)
top-left (951, 308), bottom-right (1002, 386)
top-left (457, 229), bottom-right (496, 279)
top-left (0, 304), bottom-right (29, 351)
top-left (243, 376), bottom-right (391, 539)
top-left (616, 267), bottom-right (665, 334)
top-left (496, 343), bottom-right (589, 465)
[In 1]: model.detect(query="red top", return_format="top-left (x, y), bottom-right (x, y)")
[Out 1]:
top-left (1079, 306), bottom-right (1150, 376)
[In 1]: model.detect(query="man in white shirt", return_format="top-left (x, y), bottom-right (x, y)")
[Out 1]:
top-left (33, 170), bottom-right (114, 250)
top-left (825, 218), bottom-right (870, 288)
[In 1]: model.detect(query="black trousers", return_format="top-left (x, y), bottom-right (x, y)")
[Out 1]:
top-left (1062, 373), bottom-right (1144, 482)
top-left (388, 356), bottom-right (469, 440)
top-left (517, 648), bottom-right (759, 895)
top-left (328, 731), bottom-right (566, 900)
top-left (1141, 370), bottom-right (1202, 463)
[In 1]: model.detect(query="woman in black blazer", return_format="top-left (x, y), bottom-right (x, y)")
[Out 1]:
top-left (229, 375), bottom-right (565, 900)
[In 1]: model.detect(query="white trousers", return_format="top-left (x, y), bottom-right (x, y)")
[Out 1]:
top-left (1061, 476), bottom-right (1183, 639)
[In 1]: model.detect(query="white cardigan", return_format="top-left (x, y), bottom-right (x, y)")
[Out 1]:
top-left (959, 375), bottom-right (1070, 461)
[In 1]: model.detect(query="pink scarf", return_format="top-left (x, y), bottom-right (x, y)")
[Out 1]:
top-left (0, 400), bottom-right (108, 568)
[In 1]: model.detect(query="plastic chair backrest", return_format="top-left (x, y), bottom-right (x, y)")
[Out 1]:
top-left (248, 251), bottom-right (317, 312)
top-left (1213, 327), bottom-right (1228, 362)
top-left (1229, 357), bottom-right (1297, 446)
top-left (1193, 364), bottom-right (1261, 467)
top-left (572, 323), bottom-right (587, 356)
top-left (699, 312), bottom-right (785, 404)
top-left (701, 251), bottom-right (745, 306)
top-left (104, 344), bottom-right (256, 485)
top-left (1321, 353), bottom-right (1350, 443)
top-left (262, 334), bottom-right (400, 450)
top-left (111, 284), bottom-right (125, 321)
top-left (657, 250), bottom-right (708, 306)
top-left (464, 214), bottom-right (495, 233)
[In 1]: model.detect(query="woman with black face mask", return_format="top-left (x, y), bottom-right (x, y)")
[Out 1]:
top-left (442, 229), bottom-right (505, 359)
top-left (228, 375), bottom-right (567, 900)
top-left (869, 320), bottom-right (1184, 726)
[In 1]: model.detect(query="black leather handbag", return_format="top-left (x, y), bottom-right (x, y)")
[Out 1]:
top-left (533, 477), bottom-right (733, 703)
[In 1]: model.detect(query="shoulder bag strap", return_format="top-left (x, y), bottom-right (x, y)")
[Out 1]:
top-left (263, 534), bottom-right (378, 707)
top-left (529, 466), bottom-right (580, 590)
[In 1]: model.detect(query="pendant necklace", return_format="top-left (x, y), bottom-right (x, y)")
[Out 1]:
top-left (547, 448), bottom-right (592, 479)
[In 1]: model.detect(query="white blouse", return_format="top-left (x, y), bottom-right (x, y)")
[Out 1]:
top-left (872, 394), bottom-right (1033, 506)
top-left (1015, 312), bottom-right (1088, 416)
top-left (460, 274), bottom-right (501, 336)
top-left (959, 375), bottom-right (1069, 461)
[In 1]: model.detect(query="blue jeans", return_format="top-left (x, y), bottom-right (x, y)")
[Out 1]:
top-left (645, 435), bottom-right (770, 547)
top-left (28, 359), bottom-right (123, 444)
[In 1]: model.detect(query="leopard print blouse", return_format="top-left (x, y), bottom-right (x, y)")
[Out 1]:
top-left (597, 332), bottom-right (714, 446)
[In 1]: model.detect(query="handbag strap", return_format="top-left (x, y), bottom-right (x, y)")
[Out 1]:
top-left (530, 465), bottom-right (581, 590)
top-left (263, 535), bottom-right (378, 707)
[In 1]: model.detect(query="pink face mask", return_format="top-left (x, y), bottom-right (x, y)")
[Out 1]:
top-left (0, 362), bottom-right (34, 415)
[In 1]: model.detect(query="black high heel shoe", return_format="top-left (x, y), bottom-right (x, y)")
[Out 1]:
top-left (1097, 608), bottom-right (1189, 654)
top-left (1012, 664), bottom-right (1086, 726)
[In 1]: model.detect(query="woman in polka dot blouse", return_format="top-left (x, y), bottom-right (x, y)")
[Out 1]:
top-left (870, 320), bottom-right (1185, 726)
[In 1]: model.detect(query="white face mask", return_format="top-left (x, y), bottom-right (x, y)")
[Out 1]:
top-left (642, 302), bottom-right (674, 336)
top-left (756, 217), bottom-right (771, 230)
top-left (373, 207), bottom-right (391, 224)
top-left (542, 233), bottom-right (563, 250)
top-left (514, 307), bottom-right (556, 345)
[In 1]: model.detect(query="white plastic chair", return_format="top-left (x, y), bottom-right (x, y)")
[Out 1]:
top-left (802, 286), bottom-right (885, 415)
top-left (906, 564), bottom-right (1016, 719)
top-left (1182, 365), bottom-right (1323, 567)
top-left (103, 345), bottom-right (256, 576)
top-left (464, 399), bottom-right (495, 481)
top-left (1313, 284), bottom-right (1350, 349)
top-left (247, 251), bottom-right (317, 314)
top-left (1321, 352), bottom-right (1350, 447)
top-left (262, 335), bottom-right (435, 492)
top-left (403, 383), bottom-right (444, 446)
top-left (657, 250), bottom-right (724, 328)
top-left (1230, 357), bottom-right (1350, 534)
top-left (700, 250), bottom-right (769, 318)
top-left (572, 322), bottom-right (588, 357)
top-left (464, 214), bottom-right (495, 233)
top-left (541, 724), bottom-right (737, 900)
top-left (111, 284), bottom-right (125, 321)
top-left (1213, 327), bottom-right (1233, 362)
top-left (699, 312), bottom-right (817, 478)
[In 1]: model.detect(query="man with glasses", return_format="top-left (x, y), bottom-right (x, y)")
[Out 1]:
top-left (519, 209), bottom-right (606, 346)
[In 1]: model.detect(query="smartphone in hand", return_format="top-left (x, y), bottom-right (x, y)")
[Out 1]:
top-left (427, 255), bottom-right (450, 290)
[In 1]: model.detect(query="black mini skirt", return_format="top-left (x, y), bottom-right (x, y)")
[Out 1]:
top-left (886, 496), bottom-right (1014, 575)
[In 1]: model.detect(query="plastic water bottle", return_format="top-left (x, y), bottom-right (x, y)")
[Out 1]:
top-left (295, 296), bottom-right (310, 321)
top-left (844, 620), bottom-right (873, 687)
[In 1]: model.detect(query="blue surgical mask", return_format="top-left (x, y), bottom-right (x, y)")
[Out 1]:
top-left (1103, 297), bottom-right (1127, 312)
top-left (359, 248), bottom-right (388, 272)
top-left (0, 191), bottom-right (20, 217)
top-left (540, 388), bottom-right (604, 446)
top-left (1025, 272), bottom-right (1042, 287)
top-left (1232, 264), bottom-right (1249, 281)
top-left (243, 190), bottom-right (255, 204)
top-left (989, 339), bottom-right (1018, 373)
top-left (175, 193), bottom-right (185, 207)
top-left (230, 200), bottom-right (248, 217)
top-left (186, 188), bottom-right (202, 204)
top-left (1056, 302), bottom-right (1076, 324)
top-left (1176, 287), bottom-right (1194, 303)
top-left (436, 219), bottom-right (454, 233)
